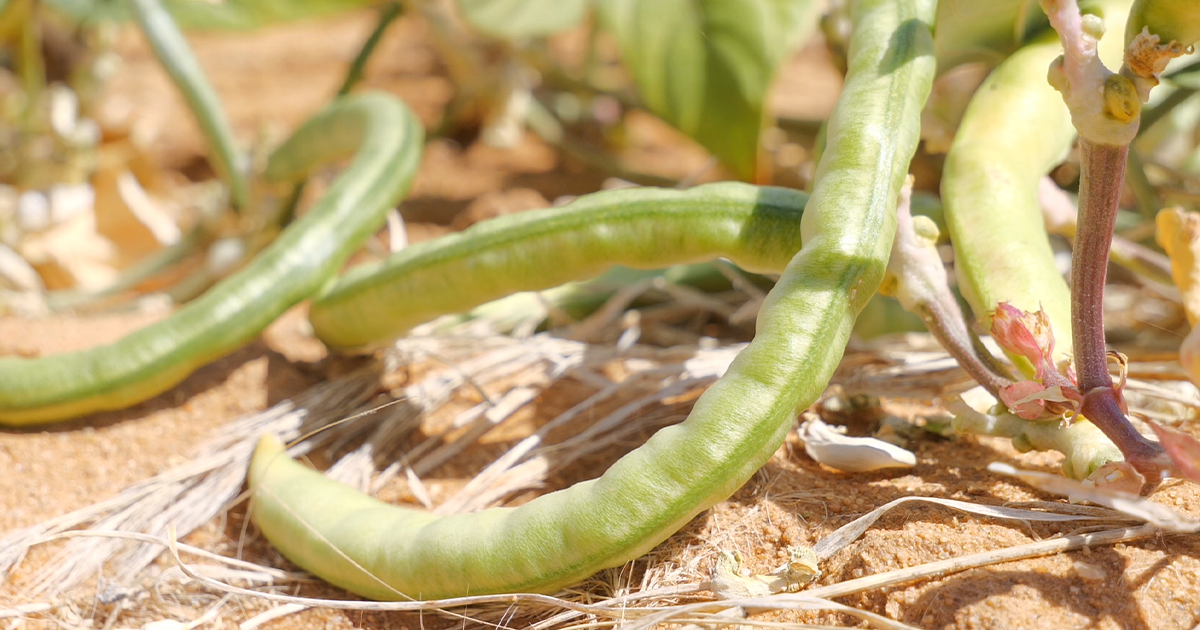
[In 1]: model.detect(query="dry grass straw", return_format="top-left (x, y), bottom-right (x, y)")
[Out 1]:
top-left (0, 503), bottom-right (1176, 628)
top-left (0, 364), bottom-right (381, 596)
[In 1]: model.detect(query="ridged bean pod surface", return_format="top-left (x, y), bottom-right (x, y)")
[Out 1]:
top-left (249, 0), bottom-right (936, 600)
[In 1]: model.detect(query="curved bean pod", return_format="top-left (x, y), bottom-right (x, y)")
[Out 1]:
top-left (941, 35), bottom-right (1076, 358)
top-left (310, 183), bottom-right (808, 351)
top-left (941, 0), bottom-right (1130, 365)
top-left (249, 0), bottom-right (934, 601)
top-left (0, 93), bottom-right (423, 426)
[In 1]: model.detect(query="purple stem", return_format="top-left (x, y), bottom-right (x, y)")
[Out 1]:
top-left (918, 301), bottom-right (1013, 397)
top-left (1072, 139), bottom-right (1171, 476)
top-left (1072, 140), bottom-right (1124, 392)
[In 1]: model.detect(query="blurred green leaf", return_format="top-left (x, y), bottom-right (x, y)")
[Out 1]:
top-left (934, 0), bottom-right (1049, 68)
top-left (934, 0), bottom-right (1128, 70)
top-left (45, 0), bottom-right (375, 30)
top-left (596, 0), bottom-right (817, 179)
top-left (455, 0), bottom-right (588, 39)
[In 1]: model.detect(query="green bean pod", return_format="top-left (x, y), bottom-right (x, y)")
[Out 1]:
top-left (941, 35), bottom-right (1076, 355)
top-left (249, 0), bottom-right (934, 601)
top-left (941, 0), bottom-right (1131, 363)
top-left (0, 93), bottom-right (423, 426)
top-left (1125, 0), bottom-right (1200, 47)
top-left (310, 183), bottom-right (809, 351)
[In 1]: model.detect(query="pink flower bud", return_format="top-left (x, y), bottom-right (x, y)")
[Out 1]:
top-left (991, 303), bottom-right (1056, 379)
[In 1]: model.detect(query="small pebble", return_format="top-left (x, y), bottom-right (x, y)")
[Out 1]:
top-left (1073, 559), bottom-right (1106, 581)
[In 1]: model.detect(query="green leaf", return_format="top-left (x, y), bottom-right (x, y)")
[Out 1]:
top-left (934, 0), bottom-right (1126, 70)
top-left (596, 0), bottom-right (818, 179)
top-left (934, 0), bottom-right (1051, 68)
top-left (455, 0), bottom-right (588, 39)
top-left (45, 0), bottom-right (376, 30)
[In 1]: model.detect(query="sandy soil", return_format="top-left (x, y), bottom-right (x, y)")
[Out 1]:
top-left (3, 8), bottom-right (1200, 630)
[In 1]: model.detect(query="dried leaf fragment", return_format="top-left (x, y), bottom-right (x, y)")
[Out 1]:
top-left (710, 546), bottom-right (821, 600)
top-left (1156, 207), bottom-right (1200, 324)
top-left (1147, 422), bottom-right (1200, 484)
top-left (1156, 207), bottom-right (1200, 388)
top-left (710, 550), bottom-right (774, 599)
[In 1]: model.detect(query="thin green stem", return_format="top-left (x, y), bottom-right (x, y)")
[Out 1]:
top-left (885, 180), bottom-right (1013, 395)
top-left (16, 0), bottom-right (44, 133)
top-left (526, 96), bottom-right (679, 188)
top-left (1110, 233), bottom-right (1175, 288)
top-left (280, 2), bottom-right (403, 227)
top-left (127, 0), bottom-right (250, 212)
top-left (45, 225), bottom-right (208, 311)
top-left (1137, 85), bottom-right (1194, 131)
top-left (949, 401), bottom-right (1121, 479)
top-left (336, 2), bottom-right (403, 98)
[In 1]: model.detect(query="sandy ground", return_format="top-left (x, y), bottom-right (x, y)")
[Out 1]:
top-left (3, 8), bottom-right (1200, 630)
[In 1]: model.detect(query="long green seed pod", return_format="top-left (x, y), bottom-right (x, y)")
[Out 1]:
top-left (249, 0), bottom-right (935, 601)
top-left (941, 0), bottom-right (1131, 362)
top-left (0, 93), bottom-right (423, 426)
top-left (942, 35), bottom-right (1076, 354)
top-left (310, 183), bottom-right (808, 351)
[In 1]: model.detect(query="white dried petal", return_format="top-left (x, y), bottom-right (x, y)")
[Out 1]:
top-left (207, 237), bottom-right (246, 277)
top-left (72, 118), bottom-right (101, 148)
top-left (799, 417), bottom-right (917, 472)
top-left (116, 172), bottom-right (180, 245)
top-left (959, 386), bottom-right (999, 413)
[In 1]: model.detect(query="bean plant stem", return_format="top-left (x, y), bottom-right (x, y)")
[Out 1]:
top-left (1072, 138), bottom-right (1169, 473)
top-left (1072, 140), bottom-right (1125, 391)
top-left (883, 180), bottom-right (1013, 397)
top-left (918, 300), bottom-right (1012, 396)
top-left (17, 0), bottom-right (45, 133)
